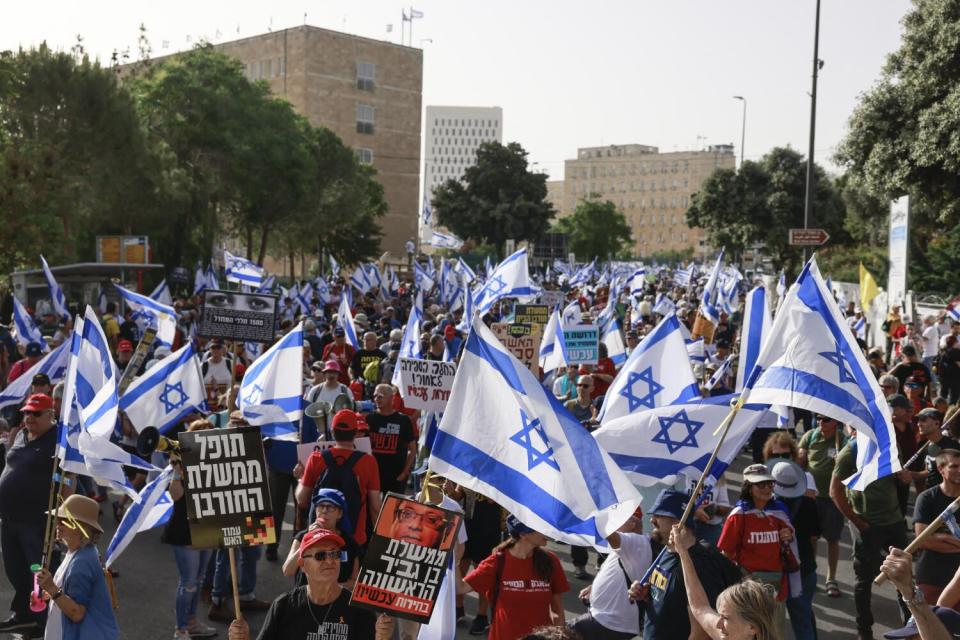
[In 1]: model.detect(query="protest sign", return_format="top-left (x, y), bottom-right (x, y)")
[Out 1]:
top-left (180, 425), bottom-right (275, 548)
top-left (491, 323), bottom-right (542, 375)
top-left (198, 289), bottom-right (278, 343)
top-left (540, 289), bottom-right (564, 309)
top-left (397, 358), bottom-right (457, 412)
top-left (514, 304), bottom-right (549, 330)
top-left (351, 493), bottom-right (462, 624)
top-left (297, 437), bottom-right (372, 464)
top-left (564, 324), bottom-right (599, 364)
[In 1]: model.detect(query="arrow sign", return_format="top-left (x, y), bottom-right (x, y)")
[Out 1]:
top-left (788, 228), bottom-right (830, 246)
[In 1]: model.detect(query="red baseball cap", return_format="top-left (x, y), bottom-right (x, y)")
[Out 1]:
top-left (332, 410), bottom-right (358, 432)
top-left (118, 340), bottom-right (134, 353)
top-left (299, 528), bottom-right (345, 558)
top-left (21, 394), bottom-right (54, 413)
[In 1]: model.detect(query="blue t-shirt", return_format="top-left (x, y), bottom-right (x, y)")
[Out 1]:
top-left (57, 545), bottom-right (119, 640)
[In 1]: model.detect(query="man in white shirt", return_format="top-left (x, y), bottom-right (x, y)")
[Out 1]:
top-left (922, 315), bottom-right (941, 387)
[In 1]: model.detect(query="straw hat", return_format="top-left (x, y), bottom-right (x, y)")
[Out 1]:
top-left (47, 495), bottom-right (103, 533)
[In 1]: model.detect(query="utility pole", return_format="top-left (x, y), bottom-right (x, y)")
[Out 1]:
top-left (803, 0), bottom-right (822, 263)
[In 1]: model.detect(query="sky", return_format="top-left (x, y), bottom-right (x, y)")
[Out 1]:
top-left (2, 0), bottom-right (913, 180)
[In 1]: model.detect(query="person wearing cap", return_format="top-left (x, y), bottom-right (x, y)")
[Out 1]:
top-left (628, 489), bottom-right (740, 640)
top-left (366, 384), bottom-right (416, 495)
top-left (913, 409), bottom-right (960, 491)
top-left (890, 392), bottom-right (921, 517)
top-left (568, 510), bottom-right (651, 640)
top-left (912, 448), bottom-right (960, 605)
top-left (7, 341), bottom-right (44, 384)
top-left (304, 360), bottom-right (350, 422)
top-left (457, 515), bottom-right (569, 640)
top-left (321, 327), bottom-right (354, 386)
top-left (798, 414), bottom-right (849, 598)
top-left (34, 494), bottom-right (119, 640)
top-left (889, 344), bottom-right (933, 395)
top-left (295, 410), bottom-right (382, 547)
top-left (201, 338), bottom-right (233, 400)
top-left (29, 372), bottom-right (52, 398)
top-left (0, 393), bottom-right (74, 634)
top-left (114, 339), bottom-right (138, 376)
top-left (283, 489), bottom-right (360, 589)
top-left (765, 458), bottom-right (820, 640)
top-left (227, 528), bottom-right (376, 640)
top-left (717, 464), bottom-right (799, 602)
top-left (100, 302), bottom-right (121, 352)
top-left (831, 433), bottom-right (912, 639)
top-left (882, 547), bottom-right (960, 640)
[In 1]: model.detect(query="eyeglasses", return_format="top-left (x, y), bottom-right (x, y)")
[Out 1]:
top-left (315, 503), bottom-right (341, 514)
top-left (397, 508), bottom-right (447, 529)
top-left (303, 550), bottom-right (344, 562)
top-left (767, 452), bottom-right (791, 460)
top-left (576, 384), bottom-right (591, 388)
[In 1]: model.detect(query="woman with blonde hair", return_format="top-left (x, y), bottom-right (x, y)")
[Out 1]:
top-left (671, 524), bottom-right (782, 640)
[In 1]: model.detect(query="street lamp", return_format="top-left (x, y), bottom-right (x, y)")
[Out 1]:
top-left (733, 96), bottom-right (746, 169)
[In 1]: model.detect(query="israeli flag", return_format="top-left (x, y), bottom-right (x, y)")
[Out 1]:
top-left (350, 265), bottom-right (373, 294)
top-left (719, 269), bottom-right (742, 315)
top-left (597, 301), bottom-right (627, 368)
top-left (454, 258), bottom-right (476, 284)
top-left (40, 255), bottom-right (69, 322)
top-left (421, 193), bottom-right (433, 227)
top-left (743, 258), bottom-right (900, 490)
top-left (258, 275), bottom-right (277, 294)
top-left (394, 291), bottom-right (424, 385)
top-left (599, 314), bottom-right (701, 423)
top-left (473, 248), bottom-right (536, 315)
top-left (295, 282), bottom-right (314, 316)
top-left (337, 292), bottom-right (360, 349)
top-left (329, 255), bottom-right (341, 277)
top-left (627, 268), bottom-right (647, 295)
top-left (104, 466), bottom-right (175, 569)
top-left (205, 265), bottom-right (219, 291)
top-left (429, 231), bottom-right (464, 250)
top-left (115, 284), bottom-right (177, 347)
top-left (11, 296), bottom-right (47, 350)
top-left (0, 340), bottom-right (69, 410)
top-left (561, 300), bottom-right (581, 326)
top-left (736, 286), bottom-right (771, 392)
top-left (429, 315), bottom-right (642, 547)
top-left (455, 276), bottom-right (473, 334)
top-left (594, 394), bottom-right (768, 487)
top-left (653, 293), bottom-right (676, 317)
top-left (948, 306), bottom-right (960, 322)
top-left (776, 271), bottom-right (786, 299)
top-left (698, 250), bottom-right (724, 325)
top-left (150, 279), bottom-right (173, 306)
top-left (314, 278), bottom-right (331, 306)
top-left (704, 355), bottom-right (735, 391)
top-left (119, 344), bottom-right (206, 434)
top-left (539, 308), bottom-right (568, 376)
top-left (853, 316), bottom-right (867, 341)
top-left (414, 262), bottom-right (435, 293)
top-left (239, 323), bottom-right (304, 437)
top-left (674, 267), bottom-right (693, 287)
top-left (224, 250), bottom-right (264, 288)
top-left (193, 264), bottom-right (207, 295)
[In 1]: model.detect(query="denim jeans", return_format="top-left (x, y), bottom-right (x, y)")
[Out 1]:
top-left (172, 546), bottom-right (211, 628)
top-left (211, 545), bottom-right (260, 600)
top-left (786, 570), bottom-right (818, 640)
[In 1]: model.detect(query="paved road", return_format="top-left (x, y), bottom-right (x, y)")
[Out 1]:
top-left (0, 454), bottom-right (910, 639)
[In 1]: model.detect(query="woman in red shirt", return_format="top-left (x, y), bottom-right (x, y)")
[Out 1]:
top-left (458, 515), bottom-right (569, 639)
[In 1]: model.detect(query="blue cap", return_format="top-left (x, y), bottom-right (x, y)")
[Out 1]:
top-left (311, 489), bottom-right (353, 535)
top-left (25, 342), bottom-right (43, 357)
top-left (649, 489), bottom-right (689, 520)
top-left (505, 515), bottom-right (535, 537)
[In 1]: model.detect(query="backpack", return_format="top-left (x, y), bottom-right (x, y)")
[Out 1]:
top-left (314, 449), bottom-right (364, 533)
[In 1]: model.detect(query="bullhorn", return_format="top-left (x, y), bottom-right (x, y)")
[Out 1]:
top-left (136, 426), bottom-right (181, 457)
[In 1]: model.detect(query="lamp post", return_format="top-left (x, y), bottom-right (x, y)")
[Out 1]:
top-left (733, 96), bottom-right (746, 169)
top-left (803, 0), bottom-right (823, 263)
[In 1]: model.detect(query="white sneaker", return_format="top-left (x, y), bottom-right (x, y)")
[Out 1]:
top-left (174, 631), bottom-right (191, 640)
top-left (187, 621), bottom-right (218, 638)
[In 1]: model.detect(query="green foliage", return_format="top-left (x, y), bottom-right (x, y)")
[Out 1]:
top-left (835, 0), bottom-right (960, 226)
top-left (640, 247), bottom-right (696, 265)
top-left (912, 223), bottom-right (960, 295)
top-left (817, 246), bottom-right (888, 284)
top-left (686, 147), bottom-right (847, 274)
top-left (553, 197), bottom-right (632, 260)
top-left (431, 141), bottom-right (555, 256)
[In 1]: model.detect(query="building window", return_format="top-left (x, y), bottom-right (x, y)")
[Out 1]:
top-left (357, 62), bottom-right (376, 91)
top-left (279, 57), bottom-right (286, 76)
top-left (355, 148), bottom-right (374, 165)
top-left (356, 104), bottom-right (375, 134)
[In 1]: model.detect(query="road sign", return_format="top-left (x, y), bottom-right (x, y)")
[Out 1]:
top-left (788, 228), bottom-right (830, 246)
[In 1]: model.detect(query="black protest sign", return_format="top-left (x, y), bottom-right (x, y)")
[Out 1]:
top-left (180, 425), bottom-right (276, 548)
top-left (198, 289), bottom-right (278, 343)
top-left (350, 493), bottom-right (462, 624)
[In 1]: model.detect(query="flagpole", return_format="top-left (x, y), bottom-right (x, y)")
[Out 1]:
top-left (41, 456), bottom-right (65, 570)
top-left (874, 494), bottom-right (960, 585)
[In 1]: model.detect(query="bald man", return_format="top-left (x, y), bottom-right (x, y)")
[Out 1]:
top-left (367, 384), bottom-right (417, 494)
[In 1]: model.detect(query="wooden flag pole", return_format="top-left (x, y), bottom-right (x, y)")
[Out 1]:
top-left (875, 494), bottom-right (960, 585)
top-left (228, 547), bottom-right (244, 620)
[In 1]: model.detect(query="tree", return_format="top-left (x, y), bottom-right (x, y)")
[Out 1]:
top-left (431, 141), bottom-right (554, 255)
top-left (554, 197), bottom-right (632, 260)
top-left (686, 147), bottom-right (847, 274)
top-left (836, 0), bottom-right (960, 226)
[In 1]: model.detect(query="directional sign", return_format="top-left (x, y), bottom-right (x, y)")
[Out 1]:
top-left (788, 228), bottom-right (830, 246)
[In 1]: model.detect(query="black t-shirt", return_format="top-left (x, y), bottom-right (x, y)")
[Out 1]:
top-left (292, 528), bottom-right (359, 585)
top-left (913, 485), bottom-right (960, 586)
top-left (891, 361), bottom-right (933, 391)
top-left (350, 349), bottom-right (386, 378)
top-left (921, 436), bottom-right (960, 489)
top-left (0, 427), bottom-right (58, 524)
top-left (305, 335), bottom-right (325, 363)
top-left (161, 494), bottom-right (192, 546)
top-left (364, 412), bottom-right (414, 490)
top-left (256, 586), bottom-right (375, 640)
top-left (782, 496), bottom-right (821, 576)
top-left (643, 542), bottom-right (740, 640)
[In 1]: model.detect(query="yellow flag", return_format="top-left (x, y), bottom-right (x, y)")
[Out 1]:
top-left (860, 262), bottom-right (879, 311)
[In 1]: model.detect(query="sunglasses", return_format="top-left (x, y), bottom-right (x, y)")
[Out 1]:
top-left (576, 384), bottom-right (591, 388)
top-left (23, 411), bottom-right (46, 417)
top-left (303, 550), bottom-right (346, 562)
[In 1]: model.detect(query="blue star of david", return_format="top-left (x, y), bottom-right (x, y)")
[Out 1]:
top-left (510, 410), bottom-right (560, 472)
top-left (487, 275), bottom-right (507, 295)
top-left (818, 342), bottom-right (856, 384)
top-left (620, 366), bottom-right (664, 412)
top-left (159, 382), bottom-right (189, 414)
top-left (244, 383), bottom-right (264, 406)
top-left (651, 409), bottom-right (705, 454)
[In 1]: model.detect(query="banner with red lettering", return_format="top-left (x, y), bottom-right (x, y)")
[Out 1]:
top-left (396, 358), bottom-right (456, 412)
top-left (350, 493), bottom-right (462, 623)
